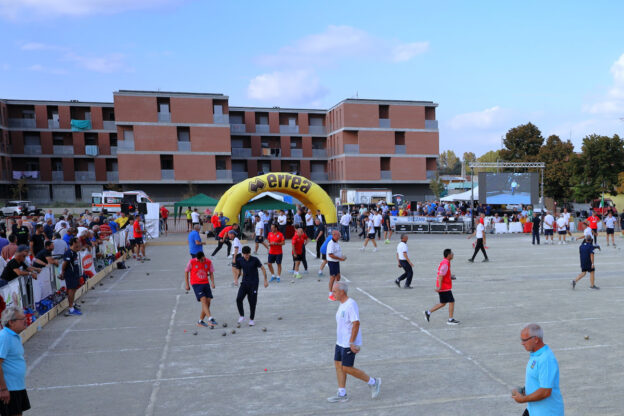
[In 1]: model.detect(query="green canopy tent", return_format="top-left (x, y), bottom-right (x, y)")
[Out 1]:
top-left (240, 195), bottom-right (296, 235)
top-left (173, 193), bottom-right (220, 223)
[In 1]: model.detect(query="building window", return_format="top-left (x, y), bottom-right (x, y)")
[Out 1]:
top-left (177, 127), bottom-right (190, 142)
top-left (160, 155), bottom-right (173, 170)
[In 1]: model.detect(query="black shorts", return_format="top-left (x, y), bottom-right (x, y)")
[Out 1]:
top-left (0, 389), bottom-right (30, 416)
top-left (187, 219), bottom-right (192, 224)
top-left (292, 254), bottom-right (303, 262)
top-left (558, 231), bottom-right (566, 235)
top-left (544, 229), bottom-right (554, 236)
top-left (334, 344), bottom-right (356, 367)
top-left (134, 237), bottom-right (144, 245)
top-left (268, 253), bottom-right (283, 264)
top-left (581, 267), bottom-right (595, 273)
top-left (255, 235), bottom-right (264, 243)
top-left (328, 261), bottom-right (340, 276)
top-left (438, 290), bottom-right (455, 303)
top-left (382, 224), bottom-right (389, 231)
top-left (192, 283), bottom-right (213, 301)
top-left (321, 254), bottom-right (327, 260)
top-left (65, 273), bottom-right (80, 290)
top-left (231, 253), bottom-right (242, 267)
top-left (367, 233), bottom-right (376, 239)
top-left (607, 228), bottom-right (614, 235)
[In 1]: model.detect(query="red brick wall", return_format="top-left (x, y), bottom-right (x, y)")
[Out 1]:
top-left (426, 158), bottom-right (437, 170)
top-left (95, 158), bottom-right (106, 181)
top-left (90, 106), bottom-right (103, 130)
top-left (280, 136), bottom-right (290, 157)
top-left (10, 131), bottom-right (24, 154)
top-left (62, 158), bottom-right (74, 181)
top-left (358, 130), bottom-right (394, 154)
top-left (343, 157), bottom-right (380, 180)
top-left (251, 136), bottom-right (261, 157)
top-left (247, 159), bottom-right (258, 177)
top-left (298, 113), bottom-right (309, 135)
top-left (268, 112), bottom-right (279, 134)
top-left (391, 157), bottom-right (426, 180)
top-left (73, 132), bottom-right (85, 155)
top-left (300, 159), bottom-right (310, 178)
top-left (40, 131), bottom-right (53, 154)
top-left (389, 105), bottom-right (425, 129)
top-left (342, 103), bottom-right (378, 128)
top-left (118, 154), bottom-right (161, 181)
top-left (39, 157), bottom-right (51, 181)
top-left (302, 136), bottom-right (312, 157)
top-left (114, 95), bottom-right (157, 122)
top-left (171, 97), bottom-right (213, 124)
top-left (405, 131), bottom-right (439, 154)
top-left (98, 133), bottom-right (111, 155)
top-left (34, 105), bottom-right (47, 129)
top-left (58, 106), bottom-right (71, 129)
top-left (190, 127), bottom-right (231, 152)
top-left (270, 159), bottom-right (280, 172)
top-left (244, 111), bottom-right (255, 133)
top-left (173, 154), bottom-right (216, 180)
top-left (134, 125), bottom-right (177, 152)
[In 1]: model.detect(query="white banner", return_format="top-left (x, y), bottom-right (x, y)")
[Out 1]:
top-left (33, 267), bottom-right (54, 304)
top-left (0, 279), bottom-right (22, 309)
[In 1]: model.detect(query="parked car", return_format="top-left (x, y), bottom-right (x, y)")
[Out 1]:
top-left (0, 200), bottom-right (37, 216)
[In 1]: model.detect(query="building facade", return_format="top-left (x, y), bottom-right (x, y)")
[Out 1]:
top-left (0, 90), bottom-right (439, 203)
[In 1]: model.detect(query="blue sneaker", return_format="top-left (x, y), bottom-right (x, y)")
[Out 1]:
top-left (276, 277), bottom-right (281, 283)
top-left (68, 308), bottom-right (82, 316)
top-left (269, 276), bottom-right (277, 282)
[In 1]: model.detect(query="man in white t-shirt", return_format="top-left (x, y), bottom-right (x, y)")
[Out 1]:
top-left (305, 210), bottom-right (315, 239)
top-left (563, 208), bottom-right (573, 241)
top-left (327, 281), bottom-right (381, 403)
top-left (468, 213), bottom-right (488, 262)
top-left (604, 211), bottom-right (617, 247)
top-left (394, 234), bottom-right (414, 289)
top-left (543, 211), bottom-right (555, 244)
top-left (556, 214), bottom-right (568, 244)
top-left (327, 230), bottom-right (346, 301)
top-left (277, 211), bottom-right (287, 236)
top-left (229, 230), bottom-right (243, 285)
top-left (360, 215), bottom-right (377, 252)
top-left (373, 211), bottom-right (383, 240)
top-left (254, 215), bottom-right (269, 254)
top-left (339, 211), bottom-right (351, 242)
top-left (191, 208), bottom-right (201, 226)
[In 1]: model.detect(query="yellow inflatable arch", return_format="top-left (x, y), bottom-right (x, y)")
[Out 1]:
top-left (215, 173), bottom-right (337, 225)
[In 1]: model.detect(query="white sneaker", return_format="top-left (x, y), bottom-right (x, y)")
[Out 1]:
top-left (227, 254), bottom-right (233, 259)
top-left (318, 270), bottom-right (323, 276)
top-left (238, 316), bottom-right (245, 324)
top-left (360, 247), bottom-right (365, 251)
top-left (248, 320), bottom-right (255, 326)
top-left (373, 248), bottom-right (378, 252)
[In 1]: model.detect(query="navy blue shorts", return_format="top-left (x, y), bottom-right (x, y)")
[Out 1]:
top-left (255, 235), bottom-right (264, 243)
top-left (334, 344), bottom-right (356, 367)
top-left (268, 254), bottom-right (283, 264)
top-left (65, 274), bottom-right (80, 290)
top-left (328, 261), bottom-right (340, 276)
top-left (192, 283), bottom-right (213, 301)
top-left (438, 290), bottom-right (455, 303)
top-left (545, 229), bottom-right (554, 236)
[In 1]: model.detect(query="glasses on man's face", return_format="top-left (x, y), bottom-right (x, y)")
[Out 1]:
top-left (521, 335), bottom-right (535, 343)
top-left (11, 317), bottom-right (27, 322)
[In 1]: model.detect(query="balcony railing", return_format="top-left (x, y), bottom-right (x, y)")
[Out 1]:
top-left (233, 171), bottom-right (249, 182)
top-left (178, 141), bottom-right (191, 152)
top-left (51, 171), bottom-right (64, 182)
top-left (48, 119), bottom-right (60, 129)
top-left (213, 114), bottom-right (229, 124)
top-left (110, 146), bottom-right (117, 155)
top-left (261, 148), bottom-right (280, 157)
top-left (85, 145), bottom-right (99, 156)
top-left (8, 118), bottom-right (36, 128)
top-left (161, 169), bottom-right (175, 180)
top-left (23, 145), bottom-right (42, 155)
top-left (230, 124), bottom-right (246, 133)
top-left (425, 120), bottom-right (438, 129)
top-left (310, 172), bottom-right (328, 181)
top-left (75, 171), bottom-right (96, 181)
top-left (12, 171), bottom-right (39, 181)
top-left (216, 169), bottom-right (232, 180)
top-left (344, 144), bottom-right (359, 154)
top-left (395, 145), bottom-right (406, 154)
top-left (53, 145), bottom-right (74, 155)
top-left (312, 148), bottom-right (327, 158)
top-left (158, 112), bottom-right (171, 122)
top-left (279, 125), bottom-right (299, 134)
top-left (106, 171), bottom-right (119, 182)
top-left (231, 147), bottom-right (252, 157)
top-left (103, 120), bottom-right (116, 130)
top-left (381, 170), bottom-right (392, 180)
top-left (309, 125), bottom-right (325, 135)
top-left (426, 170), bottom-right (437, 179)
top-left (255, 124), bottom-right (270, 133)
top-left (117, 140), bottom-right (134, 151)
top-left (290, 149), bottom-right (303, 158)
top-left (379, 118), bottom-right (391, 128)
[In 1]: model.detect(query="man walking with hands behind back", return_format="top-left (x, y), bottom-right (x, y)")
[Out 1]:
top-left (512, 323), bottom-right (564, 416)
top-left (327, 282), bottom-right (381, 403)
top-left (327, 230), bottom-right (346, 301)
top-left (394, 234), bottom-right (414, 289)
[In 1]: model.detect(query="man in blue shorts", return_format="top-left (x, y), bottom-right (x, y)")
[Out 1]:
top-left (60, 237), bottom-right (82, 316)
top-left (571, 235), bottom-right (599, 290)
top-left (184, 251), bottom-right (217, 327)
top-left (188, 224), bottom-right (204, 258)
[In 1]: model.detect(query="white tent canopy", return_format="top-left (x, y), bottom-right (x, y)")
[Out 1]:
top-left (441, 186), bottom-right (479, 202)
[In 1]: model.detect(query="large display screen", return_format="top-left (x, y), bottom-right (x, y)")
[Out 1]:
top-left (478, 172), bottom-right (538, 205)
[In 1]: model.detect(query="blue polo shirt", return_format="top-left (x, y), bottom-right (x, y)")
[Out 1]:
top-left (188, 230), bottom-right (202, 255)
top-left (0, 327), bottom-right (26, 391)
top-left (525, 345), bottom-right (564, 415)
top-left (579, 242), bottom-right (594, 270)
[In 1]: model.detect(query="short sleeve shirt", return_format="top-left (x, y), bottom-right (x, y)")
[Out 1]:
top-left (0, 259), bottom-right (27, 282)
top-left (255, 221), bottom-right (264, 236)
top-left (397, 242), bottom-right (408, 260)
top-left (36, 249), bottom-right (53, 265)
top-left (185, 258), bottom-right (214, 285)
top-left (188, 230), bottom-right (202, 255)
top-left (63, 249), bottom-right (80, 280)
top-left (267, 232), bottom-right (284, 255)
top-left (326, 239), bottom-right (342, 262)
top-left (231, 237), bottom-right (242, 255)
top-left (525, 345), bottom-right (565, 415)
top-left (336, 298), bottom-right (362, 348)
top-left (0, 328), bottom-right (26, 391)
top-left (543, 215), bottom-right (554, 230)
top-left (579, 242), bottom-right (594, 270)
top-left (235, 256), bottom-right (263, 286)
top-left (604, 216), bottom-right (616, 229)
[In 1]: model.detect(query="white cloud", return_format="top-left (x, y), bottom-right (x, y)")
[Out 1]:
top-left (0, 0), bottom-right (183, 19)
top-left (26, 63), bottom-right (67, 75)
top-left (449, 106), bottom-right (511, 130)
top-left (247, 70), bottom-right (328, 106)
top-left (63, 52), bottom-right (127, 73)
top-left (392, 42), bottom-right (430, 62)
top-left (585, 53), bottom-right (624, 115)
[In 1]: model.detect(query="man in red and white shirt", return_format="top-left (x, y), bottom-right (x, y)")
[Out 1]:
top-left (132, 215), bottom-right (147, 261)
top-left (424, 249), bottom-right (459, 325)
top-left (160, 206), bottom-right (169, 236)
top-left (291, 227), bottom-right (307, 280)
top-left (184, 251), bottom-right (217, 328)
top-left (587, 211), bottom-right (600, 243)
top-left (267, 223), bottom-right (285, 282)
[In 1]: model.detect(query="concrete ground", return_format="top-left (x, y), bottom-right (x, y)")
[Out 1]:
top-left (24, 232), bottom-right (624, 415)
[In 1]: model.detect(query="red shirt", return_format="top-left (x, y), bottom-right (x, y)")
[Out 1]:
top-left (219, 226), bottom-right (233, 238)
top-left (185, 258), bottom-right (214, 285)
top-left (291, 233), bottom-right (307, 255)
top-left (160, 206), bottom-right (169, 219)
top-left (588, 216), bottom-right (599, 230)
top-left (436, 258), bottom-right (452, 292)
top-left (133, 220), bottom-right (142, 238)
top-left (267, 231), bottom-right (284, 255)
top-left (211, 215), bottom-right (220, 228)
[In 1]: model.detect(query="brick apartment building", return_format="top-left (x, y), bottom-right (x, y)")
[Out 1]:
top-left (0, 90), bottom-right (439, 203)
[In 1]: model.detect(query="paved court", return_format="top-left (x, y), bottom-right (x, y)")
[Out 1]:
top-left (23, 233), bottom-right (624, 415)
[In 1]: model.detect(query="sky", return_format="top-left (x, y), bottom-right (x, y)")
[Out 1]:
top-left (1, 0), bottom-right (624, 156)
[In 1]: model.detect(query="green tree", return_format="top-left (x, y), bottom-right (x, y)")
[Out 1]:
top-left (500, 122), bottom-right (544, 161)
top-left (475, 150), bottom-right (501, 173)
top-left (439, 150), bottom-right (461, 174)
top-left (10, 178), bottom-right (27, 200)
top-left (571, 134), bottom-right (624, 202)
top-left (429, 175), bottom-right (445, 199)
top-left (538, 135), bottom-right (575, 203)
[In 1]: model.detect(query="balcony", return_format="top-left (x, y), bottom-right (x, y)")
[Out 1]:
top-left (75, 171), bottom-right (96, 182)
top-left (230, 124), bottom-right (246, 133)
top-left (425, 120), bottom-right (438, 129)
top-left (290, 149), bottom-right (303, 158)
top-left (395, 145), bottom-right (406, 154)
top-left (8, 118), bottom-right (36, 128)
top-left (23, 145), bottom-right (42, 155)
top-left (178, 141), bottom-right (191, 152)
top-left (233, 171), bottom-right (249, 182)
top-left (117, 140), bottom-right (134, 151)
top-left (279, 125), bottom-right (299, 134)
top-left (85, 145), bottom-right (99, 156)
top-left (158, 112), bottom-right (171, 122)
top-left (51, 171), bottom-right (64, 182)
top-left (53, 145), bottom-right (74, 155)
top-left (344, 144), bottom-right (359, 154)
top-left (309, 125), bottom-right (325, 135)
top-left (106, 171), bottom-right (119, 182)
top-left (310, 172), bottom-right (328, 181)
top-left (255, 124), bottom-right (270, 133)
top-left (213, 114), bottom-right (229, 124)
top-left (261, 148), bottom-right (280, 157)
top-left (426, 170), bottom-right (437, 179)
top-left (48, 119), bottom-right (60, 129)
top-left (379, 118), bottom-right (391, 128)
top-left (312, 148), bottom-right (327, 158)
top-left (103, 120), bottom-right (116, 130)
top-left (381, 170), bottom-right (392, 180)
top-left (216, 169), bottom-right (232, 180)
top-left (231, 147), bottom-right (252, 158)
top-left (12, 171), bottom-right (39, 181)
top-left (110, 146), bottom-right (117, 156)
top-left (161, 169), bottom-right (175, 180)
